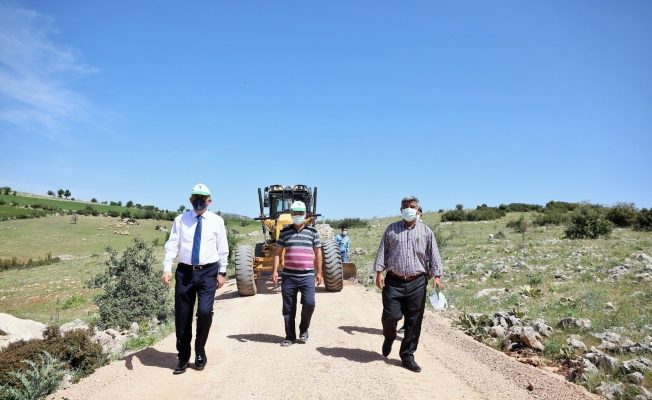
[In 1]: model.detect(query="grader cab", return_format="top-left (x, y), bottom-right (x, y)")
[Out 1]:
top-left (233, 184), bottom-right (345, 296)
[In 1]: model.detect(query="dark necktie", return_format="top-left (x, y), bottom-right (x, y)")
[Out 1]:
top-left (191, 215), bottom-right (203, 266)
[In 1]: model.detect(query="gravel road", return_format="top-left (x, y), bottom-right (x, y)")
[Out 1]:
top-left (49, 278), bottom-right (600, 400)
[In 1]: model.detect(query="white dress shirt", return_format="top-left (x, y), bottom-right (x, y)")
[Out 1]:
top-left (163, 210), bottom-right (229, 273)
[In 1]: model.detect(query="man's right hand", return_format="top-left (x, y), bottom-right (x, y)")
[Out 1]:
top-left (272, 270), bottom-right (279, 286)
top-left (375, 271), bottom-right (385, 290)
top-left (161, 271), bottom-right (172, 285)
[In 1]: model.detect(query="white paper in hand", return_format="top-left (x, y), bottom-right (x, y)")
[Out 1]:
top-left (429, 289), bottom-right (448, 310)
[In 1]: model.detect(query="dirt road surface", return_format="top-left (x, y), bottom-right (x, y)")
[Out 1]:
top-left (49, 278), bottom-right (599, 400)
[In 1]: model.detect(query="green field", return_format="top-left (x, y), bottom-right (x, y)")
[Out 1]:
top-left (0, 211), bottom-right (260, 324)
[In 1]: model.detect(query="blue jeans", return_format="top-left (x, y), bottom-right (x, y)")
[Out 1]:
top-left (340, 250), bottom-right (348, 262)
top-left (281, 274), bottom-right (315, 341)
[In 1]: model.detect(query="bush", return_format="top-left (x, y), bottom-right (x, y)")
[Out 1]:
top-left (605, 202), bottom-right (637, 227)
top-left (544, 201), bottom-right (578, 213)
top-left (227, 230), bottom-right (239, 260)
top-left (107, 211), bottom-right (119, 218)
top-left (85, 237), bottom-right (173, 329)
top-left (532, 211), bottom-right (568, 226)
top-left (0, 351), bottom-right (69, 399)
top-left (506, 214), bottom-right (529, 233)
top-left (324, 218), bottom-right (368, 229)
top-left (501, 203), bottom-right (543, 213)
top-left (441, 205), bottom-right (505, 222)
top-left (564, 205), bottom-right (614, 239)
top-left (634, 208), bottom-right (652, 232)
top-left (0, 326), bottom-right (106, 391)
top-left (62, 294), bottom-right (86, 310)
top-left (91, 198), bottom-right (97, 203)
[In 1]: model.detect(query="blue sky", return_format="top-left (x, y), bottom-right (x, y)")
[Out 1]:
top-left (1, 1), bottom-right (650, 219)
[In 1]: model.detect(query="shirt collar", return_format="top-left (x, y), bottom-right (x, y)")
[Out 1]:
top-left (402, 220), bottom-right (417, 230)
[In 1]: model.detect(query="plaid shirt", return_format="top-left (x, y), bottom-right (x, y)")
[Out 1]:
top-left (373, 220), bottom-right (443, 277)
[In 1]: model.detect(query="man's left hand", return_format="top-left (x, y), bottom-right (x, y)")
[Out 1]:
top-left (432, 276), bottom-right (442, 291)
top-left (217, 274), bottom-right (225, 289)
top-left (315, 272), bottom-right (323, 287)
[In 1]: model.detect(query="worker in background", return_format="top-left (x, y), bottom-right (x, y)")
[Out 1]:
top-left (334, 227), bottom-right (350, 262)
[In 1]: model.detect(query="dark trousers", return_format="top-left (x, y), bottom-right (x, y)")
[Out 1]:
top-left (381, 274), bottom-right (427, 362)
top-left (174, 264), bottom-right (218, 361)
top-left (281, 274), bottom-right (315, 341)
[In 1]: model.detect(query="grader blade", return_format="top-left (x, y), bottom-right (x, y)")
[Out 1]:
top-left (342, 262), bottom-right (357, 280)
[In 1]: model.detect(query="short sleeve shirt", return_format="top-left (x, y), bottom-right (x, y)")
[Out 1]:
top-left (277, 225), bottom-right (322, 271)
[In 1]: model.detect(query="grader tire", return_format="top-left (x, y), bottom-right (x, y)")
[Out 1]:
top-left (235, 245), bottom-right (257, 296)
top-left (322, 240), bottom-right (343, 292)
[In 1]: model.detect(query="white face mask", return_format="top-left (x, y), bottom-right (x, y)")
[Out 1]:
top-left (401, 207), bottom-right (418, 222)
top-left (342, 231), bottom-right (347, 236)
top-left (292, 215), bottom-right (305, 225)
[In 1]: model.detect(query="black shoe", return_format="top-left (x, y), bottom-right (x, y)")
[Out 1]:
top-left (195, 353), bottom-right (207, 370)
top-left (397, 326), bottom-right (405, 334)
top-left (173, 360), bottom-right (189, 374)
top-left (382, 340), bottom-right (393, 357)
top-left (402, 360), bottom-right (421, 372)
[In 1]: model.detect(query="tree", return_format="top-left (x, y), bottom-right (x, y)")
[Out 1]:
top-left (57, 189), bottom-right (64, 198)
top-left (64, 190), bottom-right (71, 199)
top-left (117, 201), bottom-right (122, 207)
top-left (178, 205), bottom-right (185, 212)
top-left (1, 186), bottom-right (11, 195)
top-left (91, 198), bottom-right (97, 203)
top-left (126, 201), bottom-right (133, 208)
top-left (455, 204), bottom-right (464, 211)
top-left (47, 190), bottom-right (54, 197)
top-left (85, 237), bottom-right (173, 328)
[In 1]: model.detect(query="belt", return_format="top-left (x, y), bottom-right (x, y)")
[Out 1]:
top-left (387, 271), bottom-right (424, 282)
top-left (179, 262), bottom-right (217, 271)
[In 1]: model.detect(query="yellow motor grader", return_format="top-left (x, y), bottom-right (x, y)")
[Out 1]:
top-left (234, 184), bottom-right (354, 296)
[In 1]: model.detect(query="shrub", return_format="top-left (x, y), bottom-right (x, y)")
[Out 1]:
top-left (605, 202), bottom-right (637, 227)
top-left (634, 208), bottom-right (652, 232)
top-left (107, 211), bottom-right (119, 218)
top-left (564, 205), bottom-right (614, 239)
top-left (441, 205), bottom-right (505, 222)
top-left (61, 294), bottom-right (86, 310)
top-left (91, 198), bottom-right (97, 203)
top-left (227, 230), bottom-right (239, 259)
top-left (86, 237), bottom-right (173, 329)
top-left (544, 201), bottom-right (578, 213)
top-left (440, 209), bottom-right (465, 222)
top-left (532, 211), bottom-right (568, 226)
top-left (0, 351), bottom-right (69, 399)
top-left (502, 203), bottom-right (543, 213)
top-left (0, 199), bottom-right (5, 206)
top-left (324, 218), bottom-right (368, 229)
top-left (506, 214), bottom-right (529, 233)
top-left (0, 326), bottom-right (106, 391)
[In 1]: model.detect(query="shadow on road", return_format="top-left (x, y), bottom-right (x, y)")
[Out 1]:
top-left (338, 325), bottom-right (384, 336)
top-left (214, 290), bottom-right (240, 301)
top-left (122, 347), bottom-right (178, 371)
top-left (316, 347), bottom-right (400, 365)
top-left (227, 333), bottom-right (285, 344)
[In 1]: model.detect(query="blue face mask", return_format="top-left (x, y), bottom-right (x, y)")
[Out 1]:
top-left (192, 197), bottom-right (207, 211)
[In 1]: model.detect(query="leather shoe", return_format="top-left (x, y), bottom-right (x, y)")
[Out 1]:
top-left (195, 353), bottom-right (207, 370)
top-left (173, 360), bottom-right (189, 374)
top-left (402, 360), bottom-right (421, 372)
top-left (382, 340), bottom-right (392, 357)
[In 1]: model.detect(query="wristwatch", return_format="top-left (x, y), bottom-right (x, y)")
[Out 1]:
top-left (218, 272), bottom-right (227, 277)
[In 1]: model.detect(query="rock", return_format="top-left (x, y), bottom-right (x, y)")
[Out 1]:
top-left (558, 317), bottom-right (591, 330)
top-left (644, 265), bottom-right (652, 272)
top-left (353, 248), bottom-right (366, 255)
top-left (567, 335), bottom-right (588, 351)
top-left (628, 371), bottom-right (644, 384)
top-left (605, 302), bottom-right (616, 310)
top-left (315, 224), bottom-right (335, 240)
top-left (489, 326), bottom-right (505, 339)
top-left (621, 358), bottom-right (652, 374)
top-left (594, 381), bottom-right (625, 400)
top-left (596, 354), bottom-right (621, 374)
top-left (158, 227), bottom-right (168, 232)
top-left (105, 328), bottom-right (118, 338)
top-left (554, 273), bottom-right (570, 280)
top-left (636, 253), bottom-right (652, 263)
top-left (581, 358), bottom-right (600, 380)
top-left (129, 321), bottom-right (140, 334)
top-left (512, 261), bottom-right (528, 268)
top-left (598, 340), bottom-right (618, 351)
top-left (532, 318), bottom-right (553, 338)
top-left (60, 319), bottom-right (90, 334)
top-left (0, 313), bottom-right (46, 349)
top-left (473, 288), bottom-right (506, 299)
top-left (593, 332), bottom-right (623, 344)
top-left (520, 327), bottom-right (545, 351)
top-left (634, 273), bottom-right (651, 281)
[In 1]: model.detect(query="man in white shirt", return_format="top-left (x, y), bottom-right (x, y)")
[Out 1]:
top-left (162, 183), bottom-right (229, 374)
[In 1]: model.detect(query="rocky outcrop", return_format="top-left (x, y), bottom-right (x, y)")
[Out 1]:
top-left (0, 313), bottom-right (46, 349)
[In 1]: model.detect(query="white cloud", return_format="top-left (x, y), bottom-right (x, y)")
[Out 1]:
top-left (0, 4), bottom-right (103, 144)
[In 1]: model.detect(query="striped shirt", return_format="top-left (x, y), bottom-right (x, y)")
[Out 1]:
top-left (373, 220), bottom-right (443, 277)
top-left (277, 225), bottom-right (322, 276)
